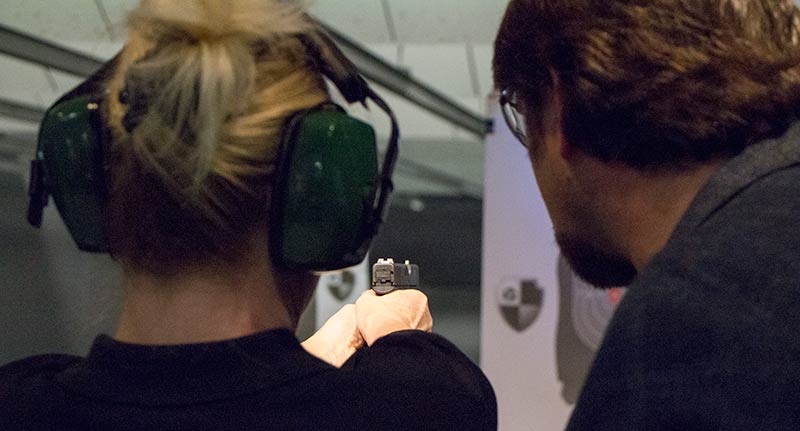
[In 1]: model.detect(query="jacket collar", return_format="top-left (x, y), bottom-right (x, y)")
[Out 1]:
top-left (674, 122), bottom-right (800, 235)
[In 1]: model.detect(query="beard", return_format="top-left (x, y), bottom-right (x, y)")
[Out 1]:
top-left (556, 232), bottom-right (637, 288)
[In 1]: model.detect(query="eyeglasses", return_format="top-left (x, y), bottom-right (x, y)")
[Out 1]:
top-left (499, 89), bottom-right (527, 147)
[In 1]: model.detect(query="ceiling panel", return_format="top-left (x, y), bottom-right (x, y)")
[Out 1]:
top-left (0, 0), bottom-right (108, 41)
top-left (309, 0), bottom-right (392, 43)
top-left (402, 44), bottom-right (473, 99)
top-left (99, 0), bottom-right (138, 36)
top-left (451, 0), bottom-right (506, 44)
top-left (390, 0), bottom-right (505, 44)
top-left (0, 1), bottom-right (121, 60)
top-left (391, 0), bottom-right (462, 44)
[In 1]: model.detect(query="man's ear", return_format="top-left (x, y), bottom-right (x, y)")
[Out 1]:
top-left (543, 71), bottom-right (572, 161)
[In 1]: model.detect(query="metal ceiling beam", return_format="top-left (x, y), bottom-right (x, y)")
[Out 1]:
top-left (0, 24), bottom-right (104, 77)
top-left (0, 97), bottom-right (44, 124)
top-left (0, 23), bottom-right (492, 137)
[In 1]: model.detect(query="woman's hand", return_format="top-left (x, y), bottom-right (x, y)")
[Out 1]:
top-left (301, 304), bottom-right (364, 368)
top-left (355, 289), bottom-right (433, 346)
top-left (302, 289), bottom-right (433, 366)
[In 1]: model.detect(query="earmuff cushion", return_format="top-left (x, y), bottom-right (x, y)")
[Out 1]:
top-left (39, 96), bottom-right (109, 252)
top-left (270, 104), bottom-right (378, 271)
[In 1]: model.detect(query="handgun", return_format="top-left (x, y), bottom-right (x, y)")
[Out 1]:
top-left (371, 258), bottom-right (419, 295)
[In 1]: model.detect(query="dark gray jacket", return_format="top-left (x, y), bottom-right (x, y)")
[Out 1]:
top-left (569, 124), bottom-right (800, 430)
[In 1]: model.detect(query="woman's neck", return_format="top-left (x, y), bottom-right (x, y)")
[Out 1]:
top-left (114, 254), bottom-right (293, 346)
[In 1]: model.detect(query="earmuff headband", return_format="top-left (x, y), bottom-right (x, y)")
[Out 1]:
top-left (300, 23), bottom-right (400, 233)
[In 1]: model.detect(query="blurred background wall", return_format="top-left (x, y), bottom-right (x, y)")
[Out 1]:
top-left (0, 0), bottom-right (502, 364)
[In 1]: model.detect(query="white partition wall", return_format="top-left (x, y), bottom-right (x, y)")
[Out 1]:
top-left (481, 98), bottom-right (623, 430)
top-left (481, 97), bottom-right (570, 430)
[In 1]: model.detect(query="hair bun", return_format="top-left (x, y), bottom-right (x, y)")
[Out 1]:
top-left (130, 0), bottom-right (312, 47)
top-left (121, 0), bottom-right (315, 196)
top-left (106, 0), bottom-right (330, 271)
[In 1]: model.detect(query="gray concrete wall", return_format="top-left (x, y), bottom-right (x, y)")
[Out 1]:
top-left (0, 167), bottom-right (120, 364)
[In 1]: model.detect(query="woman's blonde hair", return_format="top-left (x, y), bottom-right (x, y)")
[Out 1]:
top-left (103, 0), bottom-right (328, 273)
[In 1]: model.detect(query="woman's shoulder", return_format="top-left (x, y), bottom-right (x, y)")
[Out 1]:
top-left (0, 354), bottom-right (81, 399)
top-left (0, 353), bottom-right (81, 430)
top-left (337, 330), bottom-right (497, 430)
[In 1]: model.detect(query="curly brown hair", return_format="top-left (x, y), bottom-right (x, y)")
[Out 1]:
top-left (494, 0), bottom-right (800, 169)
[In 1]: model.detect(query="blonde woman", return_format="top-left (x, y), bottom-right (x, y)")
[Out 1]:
top-left (0, 1), bottom-right (496, 429)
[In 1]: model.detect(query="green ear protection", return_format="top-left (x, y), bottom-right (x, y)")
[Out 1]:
top-left (28, 22), bottom-right (399, 272)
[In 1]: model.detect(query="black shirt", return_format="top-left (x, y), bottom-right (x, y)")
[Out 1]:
top-left (0, 329), bottom-right (496, 430)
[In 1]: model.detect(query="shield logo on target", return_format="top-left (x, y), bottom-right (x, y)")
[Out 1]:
top-left (498, 278), bottom-right (544, 332)
top-left (327, 270), bottom-right (356, 301)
